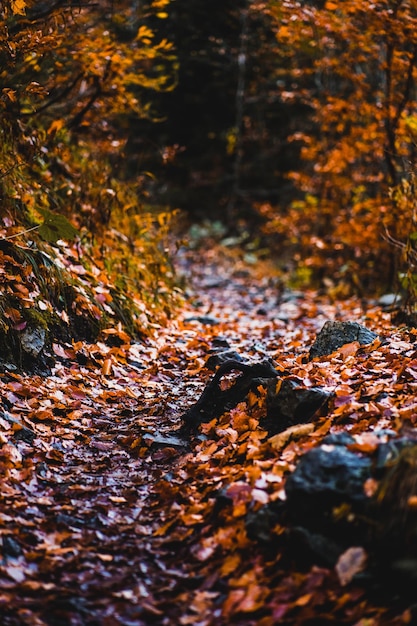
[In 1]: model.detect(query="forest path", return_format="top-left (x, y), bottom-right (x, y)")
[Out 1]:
top-left (0, 240), bottom-right (400, 625)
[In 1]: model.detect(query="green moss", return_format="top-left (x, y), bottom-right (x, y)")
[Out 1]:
top-left (23, 306), bottom-right (54, 330)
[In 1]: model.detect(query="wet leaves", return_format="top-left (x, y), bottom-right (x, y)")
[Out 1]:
top-left (0, 240), bottom-right (416, 624)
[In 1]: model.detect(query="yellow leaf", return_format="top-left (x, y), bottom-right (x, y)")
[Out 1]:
top-left (268, 423), bottom-right (315, 450)
top-left (11, 0), bottom-right (26, 15)
top-left (136, 26), bottom-right (154, 41)
top-left (277, 25), bottom-right (290, 39)
top-left (325, 1), bottom-right (338, 9)
top-left (221, 554), bottom-right (241, 576)
top-left (295, 593), bottom-right (312, 607)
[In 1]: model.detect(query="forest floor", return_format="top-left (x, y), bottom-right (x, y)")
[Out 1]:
top-left (0, 238), bottom-right (416, 625)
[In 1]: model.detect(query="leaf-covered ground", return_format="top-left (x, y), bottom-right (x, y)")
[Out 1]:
top-left (0, 239), bottom-right (415, 625)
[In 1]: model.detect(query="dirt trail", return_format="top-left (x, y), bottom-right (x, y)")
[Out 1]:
top-left (0, 242), bottom-right (398, 625)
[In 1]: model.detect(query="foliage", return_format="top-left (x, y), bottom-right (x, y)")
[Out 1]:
top-left (387, 174), bottom-right (417, 316)
top-left (0, 240), bottom-right (415, 624)
top-left (3, 2), bottom-right (417, 619)
top-left (107, 0), bottom-right (417, 304)
top-left (3, 0), bottom-right (417, 335)
top-left (0, 0), bottom-right (179, 348)
top-left (257, 0), bottom-right (417, 296)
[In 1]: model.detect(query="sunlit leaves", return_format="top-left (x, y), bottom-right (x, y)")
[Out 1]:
top-left (152, 0), bottom-right (170, 8)
top-left (263, 0), bottom-right (417, 295)
top-left (0, 0), bottom-right (180, 334)
top-left (137, 25), bottom-right (154, 42)
top-left (10, 0), bottom-right (26, 15)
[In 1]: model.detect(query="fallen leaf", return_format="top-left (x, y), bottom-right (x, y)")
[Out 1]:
top-left (335, 547), bottom-right (367, 586)
top-left (102, 358), bottom-right (113, 376)
top-left (338, 341), bottom-right (360, 360)
top-left (109, 496), bottom-right (127, 503)
top-left (268, 423), bottom-right (315, 450)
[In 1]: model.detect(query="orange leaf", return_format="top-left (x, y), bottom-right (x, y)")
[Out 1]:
top-left (235, 584), bottom-right (264, 613)
top-left (221, 554), bottom-right (241, 576)
top-left (102, 358), bottom-right (113, 376)
top-left (407, 495), bottom-right (417, 509)
top-left (338, 341), bottom-right (360, 360)
top-left (47, 119), bottom-right (65, 135)
top-left (11, 0), bottom-right (26, 15)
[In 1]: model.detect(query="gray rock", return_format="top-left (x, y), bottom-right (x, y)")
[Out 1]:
top-left (20, 327), bottom-right (46, 357)
top-left (184, 315), bottom-right (220, 326)
top-left (264, 378), bottom-right (332, 434)
top-left (309, 320), bottom-right (378, 360)
top-left (205, 350), bottom-right (246, 370)
top-left (285, 444), bottom-right (372, 532)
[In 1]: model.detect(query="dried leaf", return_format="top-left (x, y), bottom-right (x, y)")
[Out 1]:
top-left (10, 0), bottom-right (26, 15)
top-left (335, 547), bottom-right (367, 586)
top-left (102, 358), bottom-right (113, 376)
top-left (268, 423), bottom-right (315, 450)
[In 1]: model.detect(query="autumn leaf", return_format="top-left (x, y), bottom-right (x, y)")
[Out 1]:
top-left (2, 88), bottom-right (17, 102)
top-left (10, 0), bottom-right (26, 15)
top-left (338, 341), bottom-right (360, 360)
top-left (335, 547), bottom-right (367, 586)
top-left (101, 358), bottom-right (113, 376)
top-left (47, 119), bottom-right (65, 136)
top-left (2, 0), bottom-right (417, 621)
top-left (37, 208), bottom-right (78, 243)
top-left (268, 423), bottom-right (315, 450)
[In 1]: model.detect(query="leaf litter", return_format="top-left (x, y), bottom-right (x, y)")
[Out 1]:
top-left (0, 239), bottom-right (416, 625)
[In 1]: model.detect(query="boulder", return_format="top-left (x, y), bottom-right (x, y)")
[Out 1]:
top-left (284, 439), bottom-right (372, 533)
top-left (264, 377), bottom-right (332, 434)
top-left (180, 358), bottom-right (279, 433)
top-left (205, 350), bottom-right (246, 371)
top-left (309, 320), bottom-right (378, 360)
